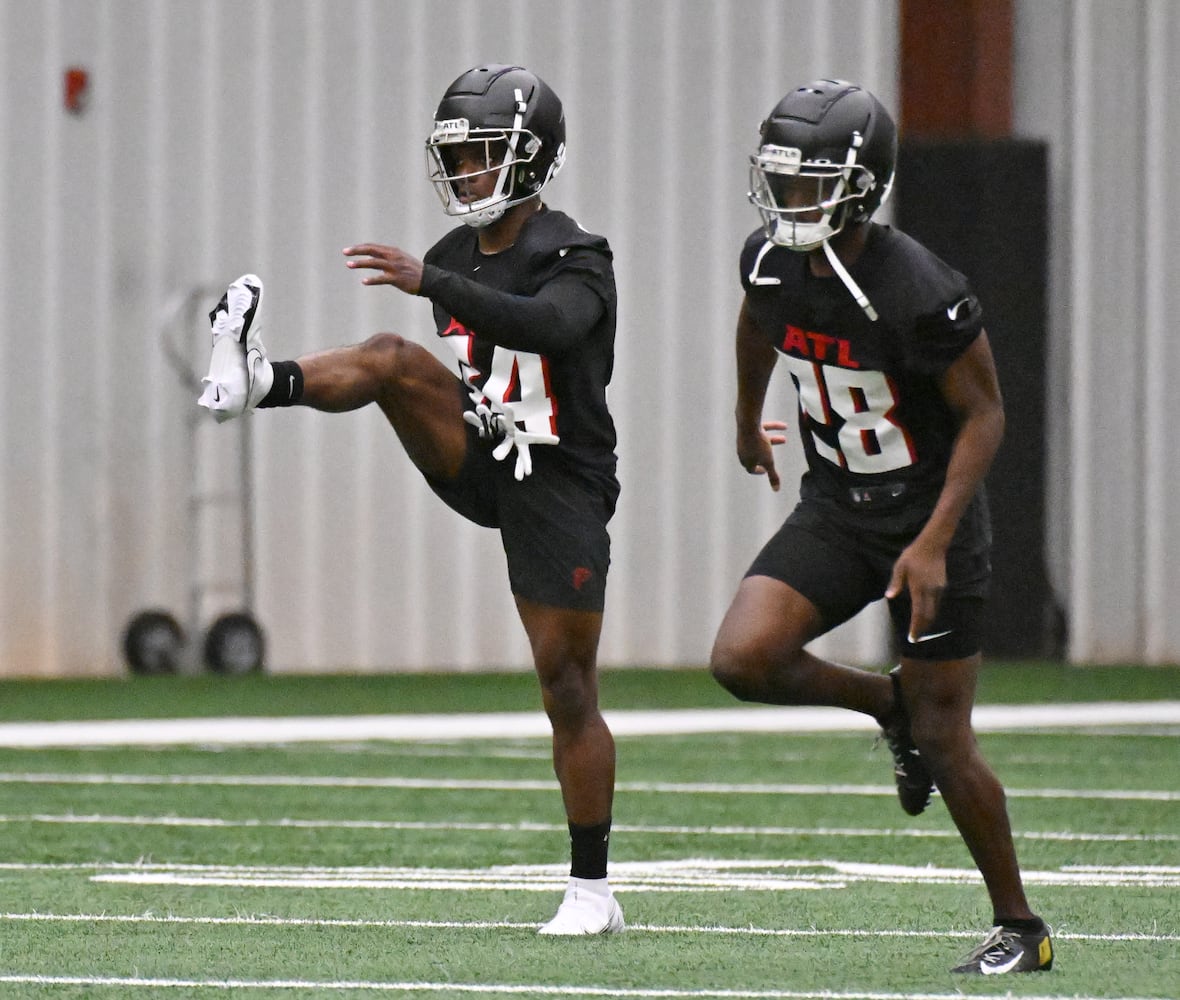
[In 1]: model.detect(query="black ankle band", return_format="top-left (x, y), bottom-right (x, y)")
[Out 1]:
top-left (994, 916), bottom-right (1045, 933)
top-left (568, 818), bottom-right (611, 880)
top-left (259, 360), bottom-right (303, 407)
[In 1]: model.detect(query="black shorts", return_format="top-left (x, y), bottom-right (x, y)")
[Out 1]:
top-left (746, 493), bottom-right (991, 660)
top-left (424, 412), bottom-right (618, 613)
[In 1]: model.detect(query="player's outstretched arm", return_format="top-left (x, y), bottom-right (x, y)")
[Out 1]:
top-left (418, 265), bottom-right (605, 357)
top-left (343, 243), bottom-right (424, 295)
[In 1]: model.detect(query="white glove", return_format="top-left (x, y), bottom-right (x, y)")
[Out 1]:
top-left (487, 402), bottom-right (559, 480)
top-left (463, 402), bottom-right (501, 440)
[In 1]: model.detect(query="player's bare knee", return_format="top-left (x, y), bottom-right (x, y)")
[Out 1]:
top-left (910, 712), bottom-right (972, 773)
top-left (710, 642), bottom-right (764, 702)
top-left (361, 331), bottom-right (442, 391)
top-left (358, 332), bottom-right (412, 379)
top-left (539, 666), bottom-right (595, 730)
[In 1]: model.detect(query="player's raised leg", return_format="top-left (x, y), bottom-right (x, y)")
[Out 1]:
top-left (198, 276), bottom-right (469, 482)
top-left (297, 333), bottom-right (469, 482)
top-left (711, 554), bottom-right (933, 815)
top-left (710, 575), bottom-right (893, 717)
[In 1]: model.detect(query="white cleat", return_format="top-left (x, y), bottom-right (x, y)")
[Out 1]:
top-left (198, 274), bottom-right (273, 422)
top-left (537, 878), bottom-right (624, 936)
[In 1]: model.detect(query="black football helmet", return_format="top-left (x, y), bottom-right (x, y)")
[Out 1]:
top-left (426, 64), bottom-right (566, 228)
top-left (748, 79), bottom-right (896, 251)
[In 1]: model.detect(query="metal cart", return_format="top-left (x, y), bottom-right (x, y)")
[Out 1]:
top-left (121, 284), bottom-right (266, 675)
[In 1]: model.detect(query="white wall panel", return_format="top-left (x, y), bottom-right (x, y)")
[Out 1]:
top-left (1066, 1), bottom-right (1145, 661)
top-left (1014, 0), bottom-right (1180, 663)
top-left (1, 0), bottom-right (904, 676)
top-left (1140, 0), bottom-right (1180, 663)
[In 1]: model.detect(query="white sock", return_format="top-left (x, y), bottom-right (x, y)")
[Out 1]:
top-left (568, 875), bottom-right (611, 897)
top-left (247, 354), bottom-right (275, 407)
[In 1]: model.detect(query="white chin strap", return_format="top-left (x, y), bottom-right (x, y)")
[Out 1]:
top-left (459, 204), bottom-right (506, 228)
top-left (821, 238), bottom-right (878, 322)
top-left (771, 218), bottom-right (833, 251)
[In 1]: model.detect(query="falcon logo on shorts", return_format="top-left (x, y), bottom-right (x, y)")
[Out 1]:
top-left (572, 567), bottom-right (594, 591)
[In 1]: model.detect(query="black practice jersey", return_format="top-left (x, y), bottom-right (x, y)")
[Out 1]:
top-left (740, 223), bottom-right (983, 513)
top-left (421, 207), bottom-right (617, 476)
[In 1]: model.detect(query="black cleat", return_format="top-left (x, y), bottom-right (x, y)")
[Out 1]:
top-left (878, 666), bottom-right (934, 816)
top-left (952, 923), bottom-right (1054, 974)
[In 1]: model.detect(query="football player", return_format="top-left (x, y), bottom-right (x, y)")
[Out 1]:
top-left (709, 79), bottom-right (1053, 974)
top-left (200, 64), bottom-right (623, 935)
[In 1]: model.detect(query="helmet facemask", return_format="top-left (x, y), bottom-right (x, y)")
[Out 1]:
top-left (427, 66), bottom-right (567, 228)
top-left (748, 140), bottom-right (880, 251)
top-left (427, 115), bottom-right (559, 229)
top-left (426, 119), bottom-right (547, 228)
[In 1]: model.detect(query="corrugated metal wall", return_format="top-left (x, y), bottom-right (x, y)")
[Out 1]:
top-left (3, 0), bottom-right (1177, 677)
top-left (1014, 0), bottom-right (1180, 664)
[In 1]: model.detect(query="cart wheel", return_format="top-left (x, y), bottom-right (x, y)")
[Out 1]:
top-left (122, 609), bottom-right (185, 676)
top-left (204, 611), bottom-right (266, 675)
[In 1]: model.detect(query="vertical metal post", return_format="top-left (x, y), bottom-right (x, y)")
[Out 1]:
top-left (240, 411), bottom-right (255, 615)
top-left (183, 288), bottom-right (207, 674)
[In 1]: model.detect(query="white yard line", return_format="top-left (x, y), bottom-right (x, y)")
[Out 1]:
top-left (0, 975), bottom-right (1164, 1000)
top-left (0, 701), bottom-right (1176, 747)
top-left (76, 858), bottom-right (1180, 891)
top-left (4, 858), bottom-right (1179, 891)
